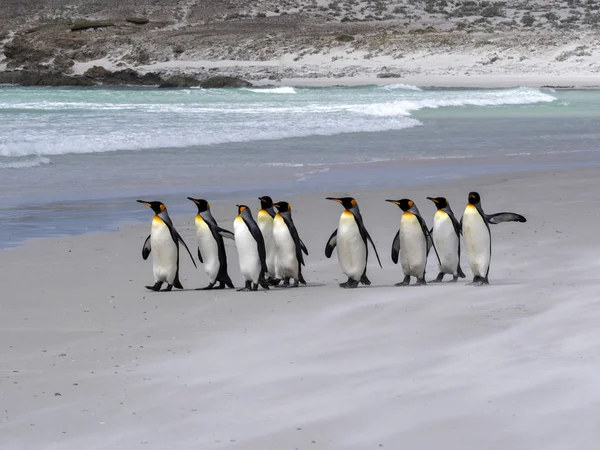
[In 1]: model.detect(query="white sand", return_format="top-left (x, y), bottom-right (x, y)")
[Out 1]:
top-left (2, 167), bottom-right (600, 449)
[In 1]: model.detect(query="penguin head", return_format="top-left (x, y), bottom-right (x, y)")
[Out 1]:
top-left (137, 200), bottom-right (166, 215)
top-left (326, 197), bottom-right (357, 210)
top-left (468, 192), bottom-right (481, 205)
top-left (237, 204), bottom-right (251, 216)
top-left (259, 196), bottom-right (273, 209)
top-left (427, 197), bottom-right (448, 210)
top-left (273, 201), bottom-right (291, 212)
top-left (386, 199), bottom-right (414, 212)
top-left (187, 197), bottom-right (210, 213)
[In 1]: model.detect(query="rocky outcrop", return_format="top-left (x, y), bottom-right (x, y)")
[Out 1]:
top-left (199, 76), bottom-right (253, 88)
top-left (83, 66), bottom-right (162, 85)
top-left (158, 75), bottom-right (202, 88)
top-left (0, 70), bottom-right (95, 86)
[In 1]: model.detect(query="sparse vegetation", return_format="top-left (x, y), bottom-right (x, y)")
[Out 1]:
top-left (335, 34), bottom-right (355, 42)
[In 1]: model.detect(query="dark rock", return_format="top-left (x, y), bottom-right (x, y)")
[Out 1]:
top-left (53, 56), bottom-right (75, 73)
top-left (71, 21), bottom-right (115, 32)
top-left (158, 75), bottom-right (202, 88)
top-left (83, 66), bottom-right (162, 85)
top-left (126, 17), bottom-right (150, 25)
top-left (0, 70), bottom-right (95, 86)
top-left (199, 76), bottom-right (252, 88)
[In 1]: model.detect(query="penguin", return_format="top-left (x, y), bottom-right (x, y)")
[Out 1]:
top-left (257, 196), bottom-right (280, 285)
top-left (461, 191), bottom-right (527, 286)
top-left (136, 200), bottom-right (197, 291)
top-left (272, 201), bottom-right (309, 287)
top-left (386, 199), bottom-right (440, 286)
top-left (325, 197), bottom-right (382, 289)
top-left (233, 204), bottom-right (270, 291)
top-left (426, 196), bottom-right (466, 282)
top-left (187, 197), bottom-right (235, 290)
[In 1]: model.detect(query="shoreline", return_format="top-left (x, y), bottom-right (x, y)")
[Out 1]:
top-left (3, 160), bottom-right (599, 252)
top-left (4, 153), bottom-right (600, 252)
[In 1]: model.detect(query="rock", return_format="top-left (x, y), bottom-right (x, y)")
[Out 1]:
top-left (0, 70), bottom-right (95, 86)
top-left (83, 66), bottom-right (162, 85)
top-left (70, 21), bottom-right (115, 32)
top-left (199, 76), bottom-right (252, 88)
top-left (126, 17), bottom-right (150, 25)
top-left (53, 56), bottom-right (75, 73)
top-left (158, 75), bottom-right (202, 88)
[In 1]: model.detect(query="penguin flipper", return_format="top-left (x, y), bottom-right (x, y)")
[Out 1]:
top-left (175, 231), bottom-right (197, 268)
top-left (197, 247), bottom-right (203, 264)
top-left (360, 272), bottom-right (371, 286)
top-left (217, 227), bottom-right (235, 240)
top-left (300, 239), bottom-right (309, 256)
top-left (325, 229), bottom-right (337, 258)
top-left (487, 212), bottom-right (527, 224)
top-left (142, 235), bottom-right (151, 260)
top-left (415, 213), bottom-right (441, 267)
top-left (391, 230), bottom-right (400, 264)
top-left (353, 213), bottom-right (382, 269)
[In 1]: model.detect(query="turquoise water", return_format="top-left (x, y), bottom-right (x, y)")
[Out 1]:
top-left (1, 85), bottom-right (600, 247)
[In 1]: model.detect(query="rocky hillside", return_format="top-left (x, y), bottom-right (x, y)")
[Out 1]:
top-left (1, 0), bottom-right (599, 84)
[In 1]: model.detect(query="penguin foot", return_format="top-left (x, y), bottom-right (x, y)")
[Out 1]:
top-left (163, 284), bottom-right (173, 292)
top-left (251, 283), bottom-right (259, 291)
top-left (429, 273), bottom-right (445, 283)
top-left (145, 281), bottom-right (163, 292)
top-left (339, 278), bottom-right (359, 289)
top-left (395, 276), bottom-right (411, 287)
top-left (267, 277), bottom-right (281, 286)
top-left (215, 283), bottom-right (227, 290)
top-left (201, 283), bottom-right (215, 290)
top-left (237, 281), bottom-right (253, 292)
top-left (450, 275), bottom-right (459, 283)
top-left (468, 276), bottom-right (489, 286)
top-left (292, 279), bottom-right (299, 288)
top-left (415, 278), bottom-right (427, 286)
top-left (282, 277), bottom-right (290, 287)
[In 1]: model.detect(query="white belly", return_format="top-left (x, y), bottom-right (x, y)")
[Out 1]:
top-left (337, 211), bottom-right (366, 280)
top-left (151, 217), bottom-right (178, 284)
top-left (234, 217), bottom-right (262, 283)
top-left (432, 210), bottom-right (460, 275)
top-left (462, 205), bottom-right (491, 277)
top-left (399, 213), bottom-right (427, 278)
top-left (257, 210), bottom-right (277, 277)
top-left (195, 215), bottom-right (220, 283)
top-left (273, 215), bottom-right (299, 278)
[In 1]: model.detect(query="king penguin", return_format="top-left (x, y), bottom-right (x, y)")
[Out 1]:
top-left (233, 204), bottom-right (270, 291)
top-left (386, 199), bottom-right (439, 286)
top-left (272, 201), bottom-right (309, 287)
top-left (187, 197), bottom-right (235, 290)
top-left (461, 191), bottom-right (527, 286)
top-left (427, 196), bottom-right (466, 282)
top-left (325, 197), bottom-right (382, 288)
top-left (137, 200), bottom-right (197, 291)
top-left (257, 196), bottom-right (280, 285)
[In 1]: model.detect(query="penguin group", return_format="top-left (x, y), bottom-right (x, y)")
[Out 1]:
top-left (137, 191), bottom-right (526, 291)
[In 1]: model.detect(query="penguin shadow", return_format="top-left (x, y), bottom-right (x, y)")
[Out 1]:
top-left (271, 282), bottom-right (328, 290)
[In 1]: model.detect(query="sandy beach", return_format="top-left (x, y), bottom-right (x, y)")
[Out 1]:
top-left (2, 166), bottom-right (599, 449)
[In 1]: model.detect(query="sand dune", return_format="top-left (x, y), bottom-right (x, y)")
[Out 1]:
top-left (1, 167), bottom-right (599, 449)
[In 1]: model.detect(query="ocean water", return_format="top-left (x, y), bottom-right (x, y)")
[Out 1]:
top-left (1, 84), bottom-right (600, 247)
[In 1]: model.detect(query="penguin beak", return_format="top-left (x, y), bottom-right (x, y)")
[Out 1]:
top-left (325, 197), bottom-right (342, 203)
top-left (385, 199), bottom-right (400, 205)
top-left (426, 197), bottom-right (436, 203)
top-left (136, 200), bottom-right (151, 207)
top-left (187, 197), bottom-right (198, 204)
